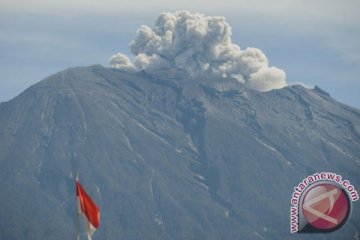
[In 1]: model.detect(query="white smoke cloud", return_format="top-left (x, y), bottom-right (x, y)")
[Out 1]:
top-left (109, 53), bottom-right (136, 72)
top-left (110, 10), bottom-right (287, 91)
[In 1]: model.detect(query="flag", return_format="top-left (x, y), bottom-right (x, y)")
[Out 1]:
top-left (76, 178), bottom-right (100, 240)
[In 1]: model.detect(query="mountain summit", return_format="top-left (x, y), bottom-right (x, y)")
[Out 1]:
top-left (0, 65), bottom-right (359, 239)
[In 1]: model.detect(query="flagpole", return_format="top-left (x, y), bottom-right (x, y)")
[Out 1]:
top-left (76, 171), bottom-right (80, 240)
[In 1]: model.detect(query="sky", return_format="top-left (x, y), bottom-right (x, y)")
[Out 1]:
top-left (0, 0), bottom-right (359, 108)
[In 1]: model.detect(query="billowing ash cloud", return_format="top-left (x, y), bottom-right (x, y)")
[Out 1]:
top-left (110, 11), bottom-right (287, 91)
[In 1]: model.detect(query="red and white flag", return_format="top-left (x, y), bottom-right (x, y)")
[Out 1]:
top-left (76, 178), bottom-right (100, 240)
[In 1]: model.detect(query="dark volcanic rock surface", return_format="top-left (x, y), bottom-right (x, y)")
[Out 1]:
top-left (0, 65), bottom-right (359, 239)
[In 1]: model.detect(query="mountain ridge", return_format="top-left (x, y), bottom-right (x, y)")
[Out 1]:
top-left (0, 65), bottom-right (359, 239)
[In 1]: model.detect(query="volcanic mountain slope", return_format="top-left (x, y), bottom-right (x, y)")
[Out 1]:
top-left (0, 65), bottom-right (359, 239)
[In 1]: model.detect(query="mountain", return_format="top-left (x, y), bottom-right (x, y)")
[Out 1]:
top-left (0, 65), bottom-right (359, 239)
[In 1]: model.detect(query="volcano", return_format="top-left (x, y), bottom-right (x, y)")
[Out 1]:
top-left (0, 65), bottom-right (359, 239)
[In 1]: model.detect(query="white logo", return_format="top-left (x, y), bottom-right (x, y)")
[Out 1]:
top-left (303, 188), bottom-right (338, 224)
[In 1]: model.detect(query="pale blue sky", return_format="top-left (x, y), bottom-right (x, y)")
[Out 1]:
top-left (1, 0), bottom-right (359, 108)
